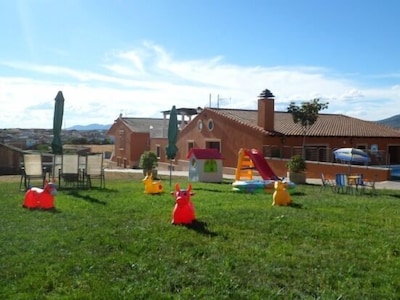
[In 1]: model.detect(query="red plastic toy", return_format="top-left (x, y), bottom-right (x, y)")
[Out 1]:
top-left (23, 180), bottom-right (57, 210)
top-left (171, 183), bottom-right (196, 225)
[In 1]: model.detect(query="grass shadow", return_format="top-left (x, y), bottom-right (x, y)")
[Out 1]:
top-left (288, 202), bottom-right (303, 209)
top-left (193, 187), bottom-right (228, 193)
top-left (22, 207), bottom-right (62, 213)
top-left (289, 191), bottom-right (307, 197)
top-left (182, 219), bottom-right (218, 237)
top-left (66, 190), bottom-right (107, 205)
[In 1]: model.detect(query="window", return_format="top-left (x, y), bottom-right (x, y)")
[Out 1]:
top-left (207, 119), bottom-right (214, 131)
top-left (206, 140), bottom-right (220, 152)
top-left (156, 145), bottom-right (161, 158)
top-left (191, 158), bottom-right (197, 168)
top-left (188, 141), bottom-right (194, 152)
top-left (197, 120), bottom-right (203, 131)
top-left (119, 128), bottom-right (125, 151)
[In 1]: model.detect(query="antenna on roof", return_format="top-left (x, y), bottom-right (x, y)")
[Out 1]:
top-left (217, 94), bottom-right (231, 108)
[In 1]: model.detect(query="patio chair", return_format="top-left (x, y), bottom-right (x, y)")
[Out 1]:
top-left (83, 153), bottom-right (105, 189)
top-left (19, 153), bottom-right (47, 191)
top-left (362, 175), bottom-right (378, 196)
top-left (51, 154), bottom-right (62, 179)
top-left (58, 154), bottom-right (81, 188)
top-left (320, 173), bottom-right (336, 192)
top-left (335, 173), bottom-right (350, 194)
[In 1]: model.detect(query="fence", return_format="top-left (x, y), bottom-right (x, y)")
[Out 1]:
top-left (262, 145), bottom-right (388, 166)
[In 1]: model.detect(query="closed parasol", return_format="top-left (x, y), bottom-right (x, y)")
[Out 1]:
top-left (51, 91), bottom-right (65, 155)
top-left (333, 148), bottom-right (370, 164)
top-left (333, 148), bottom-right (370, 173)
top-left (166, 105), bottom-right (179, 185)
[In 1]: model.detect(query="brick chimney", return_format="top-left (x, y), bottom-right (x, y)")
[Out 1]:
top-left (257, 89), bottom-right (275, 131)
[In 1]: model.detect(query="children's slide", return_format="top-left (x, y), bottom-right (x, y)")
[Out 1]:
top-left (243, 149), bottom-right (279, 180)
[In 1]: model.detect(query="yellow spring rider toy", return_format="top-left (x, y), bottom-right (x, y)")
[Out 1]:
top-left (143, 172), bottom-right (164, 194)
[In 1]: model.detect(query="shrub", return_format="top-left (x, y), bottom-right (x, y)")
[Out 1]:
top-left (286, 155), bottom-right (306, 173)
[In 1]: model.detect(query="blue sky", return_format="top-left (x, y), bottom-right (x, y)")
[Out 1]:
top-left (1, 0), bottom-right (400, 128)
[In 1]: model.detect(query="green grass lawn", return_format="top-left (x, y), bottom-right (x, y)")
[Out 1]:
top-left (1, 176), bottom-right (400, 299)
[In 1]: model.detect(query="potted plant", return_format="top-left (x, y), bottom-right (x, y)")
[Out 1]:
top-left (286, 155), bottom-right (306, 184)
top-left (139, 151), bottom-right (158, 177)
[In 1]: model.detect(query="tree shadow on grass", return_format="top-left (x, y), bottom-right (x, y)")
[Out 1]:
top-left (66, 190), bottom-right (107, 205)
top-left (180, 219), bottom-right (218, 237)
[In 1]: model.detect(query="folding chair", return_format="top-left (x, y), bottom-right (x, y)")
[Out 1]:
top-left (335, 173), bottom-right (349, 194)
top-left (320, 173), bottom-right (336, 192)
top-left (362, 175), bottom-right (378, 196)
top-left (83, 153), bottom-right (105, 188)
top-left (58, 154), bottom-right (80, 188)
top-left (19, 153), bottom-right (46, 191)
top-left (52, 154), bottom-right (62, 179)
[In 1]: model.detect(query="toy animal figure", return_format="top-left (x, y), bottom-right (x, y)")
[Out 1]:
top-left (171, 183), bottom-right (195, 225)
top-left (272, 180), bottom-right (291, 206)
top-left (23, 179), bottom-right (57, 210)
top-left (142, 173), bottom-right (164, 194)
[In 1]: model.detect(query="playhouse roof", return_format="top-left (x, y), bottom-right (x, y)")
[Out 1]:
top-left (186, 148), bottom-right (224, 160)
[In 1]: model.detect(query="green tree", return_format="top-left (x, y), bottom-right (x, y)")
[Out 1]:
top-left (287, 98), bottom-right (329, 158)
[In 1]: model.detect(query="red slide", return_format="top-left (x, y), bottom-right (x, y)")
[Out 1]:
top-left (244, 149), bottom-right (279, 180)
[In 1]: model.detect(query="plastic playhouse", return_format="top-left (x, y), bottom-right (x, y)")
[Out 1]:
top-left (187, 148), bottom-right (223, 183)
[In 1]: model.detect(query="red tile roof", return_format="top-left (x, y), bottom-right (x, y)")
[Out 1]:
top-left (209, 108), bottom-right (400, 137)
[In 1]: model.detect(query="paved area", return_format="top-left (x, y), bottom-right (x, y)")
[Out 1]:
top-left (104, 169), bottom-right (400, 190)
top-left (3, 169), bottom-right (399, 190)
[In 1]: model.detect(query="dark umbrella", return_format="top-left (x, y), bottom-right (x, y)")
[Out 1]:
top-left (166, 105), bottom-right (179, 185)
top-left (51, 91), bottom-right (65, 155)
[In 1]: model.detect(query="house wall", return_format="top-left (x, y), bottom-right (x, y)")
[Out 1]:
top-left (265, 136), bottom-right (400, 165)
top-left (130, 132), bottom-right (149, 168)
top-left (150, 137), bottom-right (168, 161)
top-left (175, 110), bottom-right (265, 168)
top-left (0, 144), bottom-right (23, 175)
top-left (266, 159), bottom-right (390, 182)
top-left (108, 120), bottom-right (150, 168)
top-left (221, 158), bottom-right (389, 182)
top-left (175, 109), bottom-right (400, 171)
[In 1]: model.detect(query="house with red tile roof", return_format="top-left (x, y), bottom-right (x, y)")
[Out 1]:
top-left (107, 89), bottom-right (400, 180)
top-left (175, 90), bottom-right (400, 166)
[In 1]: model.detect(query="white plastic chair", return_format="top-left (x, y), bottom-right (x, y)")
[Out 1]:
top-left (19, 153), bottom-right (46, 191)
top-left (84, 153), bottom-right (105, 188)
top-left (59, 154), bottom-right (80, 188)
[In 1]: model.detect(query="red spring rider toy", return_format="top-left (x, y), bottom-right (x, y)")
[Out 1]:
top-left (23, 179), bottom-right (57, 210)
top-left (171, 183), bottom-right (196, 225)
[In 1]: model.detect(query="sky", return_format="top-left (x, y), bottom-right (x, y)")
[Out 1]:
top-left (1, 0), bottom-right (400, 129)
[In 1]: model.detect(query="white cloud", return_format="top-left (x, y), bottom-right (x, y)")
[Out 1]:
top-left (0, 42), bottom-right (399, 128)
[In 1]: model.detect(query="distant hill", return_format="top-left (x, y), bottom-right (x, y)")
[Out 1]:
top-left (376, 115), bottom-right (400, 129)
top-left (67, 124), bottom-right (111, 131)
